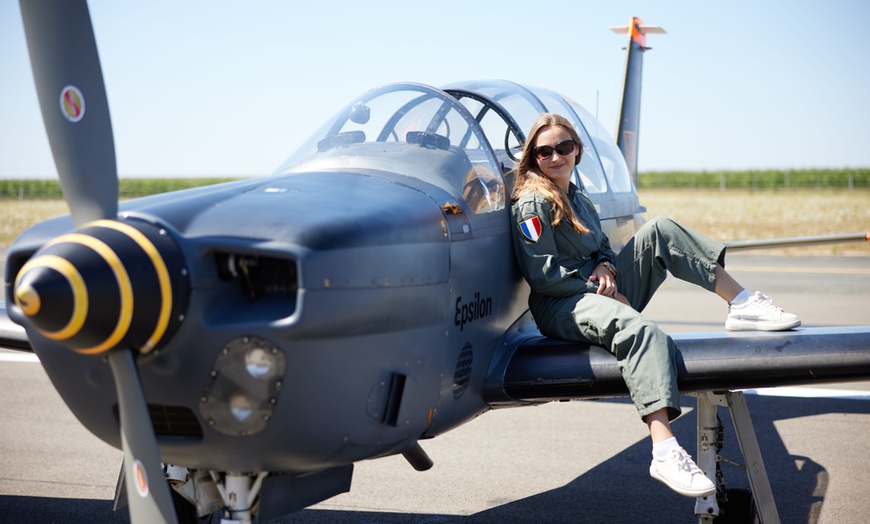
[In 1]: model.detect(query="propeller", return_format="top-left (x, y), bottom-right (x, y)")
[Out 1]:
top-left (18, 1), bottom-right (178, 522)
top-left (20, 0), bottom-right (118, 227)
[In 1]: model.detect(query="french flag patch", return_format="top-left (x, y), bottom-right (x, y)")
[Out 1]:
top-left (519, 216), bottom-right (542, 242)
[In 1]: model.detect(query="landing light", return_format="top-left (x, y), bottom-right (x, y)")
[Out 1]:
top-left (229, 394), bottom-right (254, 422)
top-left (245, 345), bottom-right (280, 380)
top-left (200, 336), bottom-right (287, 436)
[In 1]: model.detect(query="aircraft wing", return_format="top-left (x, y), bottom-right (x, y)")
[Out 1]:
top-left (0, 301), bottom-right (30, 351)
top-left (485, 325), bottom-right (870, 406)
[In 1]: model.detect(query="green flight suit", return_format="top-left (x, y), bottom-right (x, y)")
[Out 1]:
top-left (511, 182), bottom-right (725, 420)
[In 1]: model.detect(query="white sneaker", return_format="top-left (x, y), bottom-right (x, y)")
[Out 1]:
top-left (725, 292), bottom-right (801, 331)
top-left (649, 446), bottom-right (716, 498)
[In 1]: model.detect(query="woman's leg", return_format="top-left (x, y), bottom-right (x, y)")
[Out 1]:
top-left (532, 294), bottom-right (714, 497)
top-left (533, 293), bottom-right (681, 420)
top-left (616, 216), bottom-right (800, 330)
top-left (615, 217), bottom-right (724, 312)
top-left (647, 406), bottom-right (716, 497)
top-left (645, 408), bottom-right (675, 443)
top-left (715, 264), bottom-right (744, 302)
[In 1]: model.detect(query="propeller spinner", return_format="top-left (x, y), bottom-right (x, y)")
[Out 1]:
top-left (18, 1), bottom-right (185, 522)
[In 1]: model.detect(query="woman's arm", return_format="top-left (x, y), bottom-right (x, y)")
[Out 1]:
top-left (511, 198), bottom-right (588, 297)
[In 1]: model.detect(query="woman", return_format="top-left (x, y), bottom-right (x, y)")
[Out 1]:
top-left (510, 113), bottom-right (799, 498)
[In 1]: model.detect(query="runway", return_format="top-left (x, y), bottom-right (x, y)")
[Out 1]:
top-left (1, 253), bottom-right (868, 523)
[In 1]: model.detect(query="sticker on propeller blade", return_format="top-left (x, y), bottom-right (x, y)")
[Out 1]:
top-left (59, 85), bottom-right (85, 123)
top-left (132, 459), bottom-right (149, 498)
top-left (519, 216), bottom-right (542, 242)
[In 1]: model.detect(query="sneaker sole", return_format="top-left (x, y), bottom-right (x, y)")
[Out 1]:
top-left (649, 467), bottom-right (716, 498)
top-left (725, 318), bottom-right (801, 331)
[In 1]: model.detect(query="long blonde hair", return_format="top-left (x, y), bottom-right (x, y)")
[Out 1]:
top-left (512, 113), bottom-right (589, 234)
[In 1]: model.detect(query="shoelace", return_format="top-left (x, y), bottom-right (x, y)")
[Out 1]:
top-left (672, 448), bottom-right (703, 474)
top-left (753, 292), bottom-right (784, 312)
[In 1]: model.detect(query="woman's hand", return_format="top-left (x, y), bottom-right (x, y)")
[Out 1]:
top-left (613, 291), bottom-right (632, 307)
top-left (590, 264), bottom-right (632, 307)
top-left (589, 264), bottom-right (617, 298)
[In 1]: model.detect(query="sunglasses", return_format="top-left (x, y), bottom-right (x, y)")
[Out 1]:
top-left (533, 139), bottom-right (577, 160)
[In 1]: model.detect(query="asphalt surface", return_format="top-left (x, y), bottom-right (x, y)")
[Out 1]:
top-left (1, 251), bottom-right (869, 523)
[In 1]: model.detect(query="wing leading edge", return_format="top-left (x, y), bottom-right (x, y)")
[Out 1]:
top-left (0, 301), bottom-right (30, 351)
top-left (485, 326), bottom-right (870, 406)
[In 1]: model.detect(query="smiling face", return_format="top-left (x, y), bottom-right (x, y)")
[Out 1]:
top-left (533, 125), bottom-right (578, 192)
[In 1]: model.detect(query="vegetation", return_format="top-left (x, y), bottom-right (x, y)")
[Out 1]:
top-left (1, 169), bottom-right (867, 200)
top-left (0, 177), bottom-right (242, 248)
top-left (0, 177), bottom-right (240, 200)
top-left (639, 189), bottom-right (869, 256)
top-left (638, 169), bottom-right (869, 190)
top-left (1, 173), bottom-right (868, 255)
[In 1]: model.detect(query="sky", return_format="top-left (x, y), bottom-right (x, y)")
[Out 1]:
top-left (1, 0), bottom-right (869, 179)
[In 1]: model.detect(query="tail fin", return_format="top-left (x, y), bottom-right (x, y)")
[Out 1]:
top-left (610, 18), bottom-right (665, 186)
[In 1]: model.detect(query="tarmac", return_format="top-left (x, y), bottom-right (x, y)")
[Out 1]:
top-left (1, 252), bottom-right (869, 523)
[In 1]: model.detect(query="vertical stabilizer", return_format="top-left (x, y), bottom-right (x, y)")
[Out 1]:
top-left (610, 18), bottom-right (665, 185)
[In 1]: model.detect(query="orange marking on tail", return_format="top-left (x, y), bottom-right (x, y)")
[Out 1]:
top-left (631, 17), bottom-right (647, 47)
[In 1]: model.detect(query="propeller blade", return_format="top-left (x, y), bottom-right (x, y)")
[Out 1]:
top-left (108, 350), bottom-right (179, 524)
top-left (19, 0), bottom-right (118, 226)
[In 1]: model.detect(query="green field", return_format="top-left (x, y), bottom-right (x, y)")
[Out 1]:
top-left (638, 169), bottom-right (870, 190)
top-left (1, 169), bottom-right (868, 199)
top-left (0, 177), bottom-right (239, 200)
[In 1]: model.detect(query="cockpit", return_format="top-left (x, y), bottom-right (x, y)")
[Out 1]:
top-left (276, 83), bottom-right (507, 216)
top-left (275, 80), bottom-right (636, 219)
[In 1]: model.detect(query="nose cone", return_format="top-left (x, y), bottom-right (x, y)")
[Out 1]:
top-left (15, 279), bottom-right (44, 317)
top-left (13, 219), bottom-right (189, 355)
top-left (14, 257), bottom-right (84, 337)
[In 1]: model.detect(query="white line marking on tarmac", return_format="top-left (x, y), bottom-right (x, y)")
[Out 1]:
top-left (0, 352), bottom-right (39, 363)
top-left (729, 266), bottom-right (870, 275)
top-left (742, 387), bottom-right (870, 401)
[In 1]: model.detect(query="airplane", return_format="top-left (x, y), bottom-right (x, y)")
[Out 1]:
top-left (2, 1), bottom-right (870, 523)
